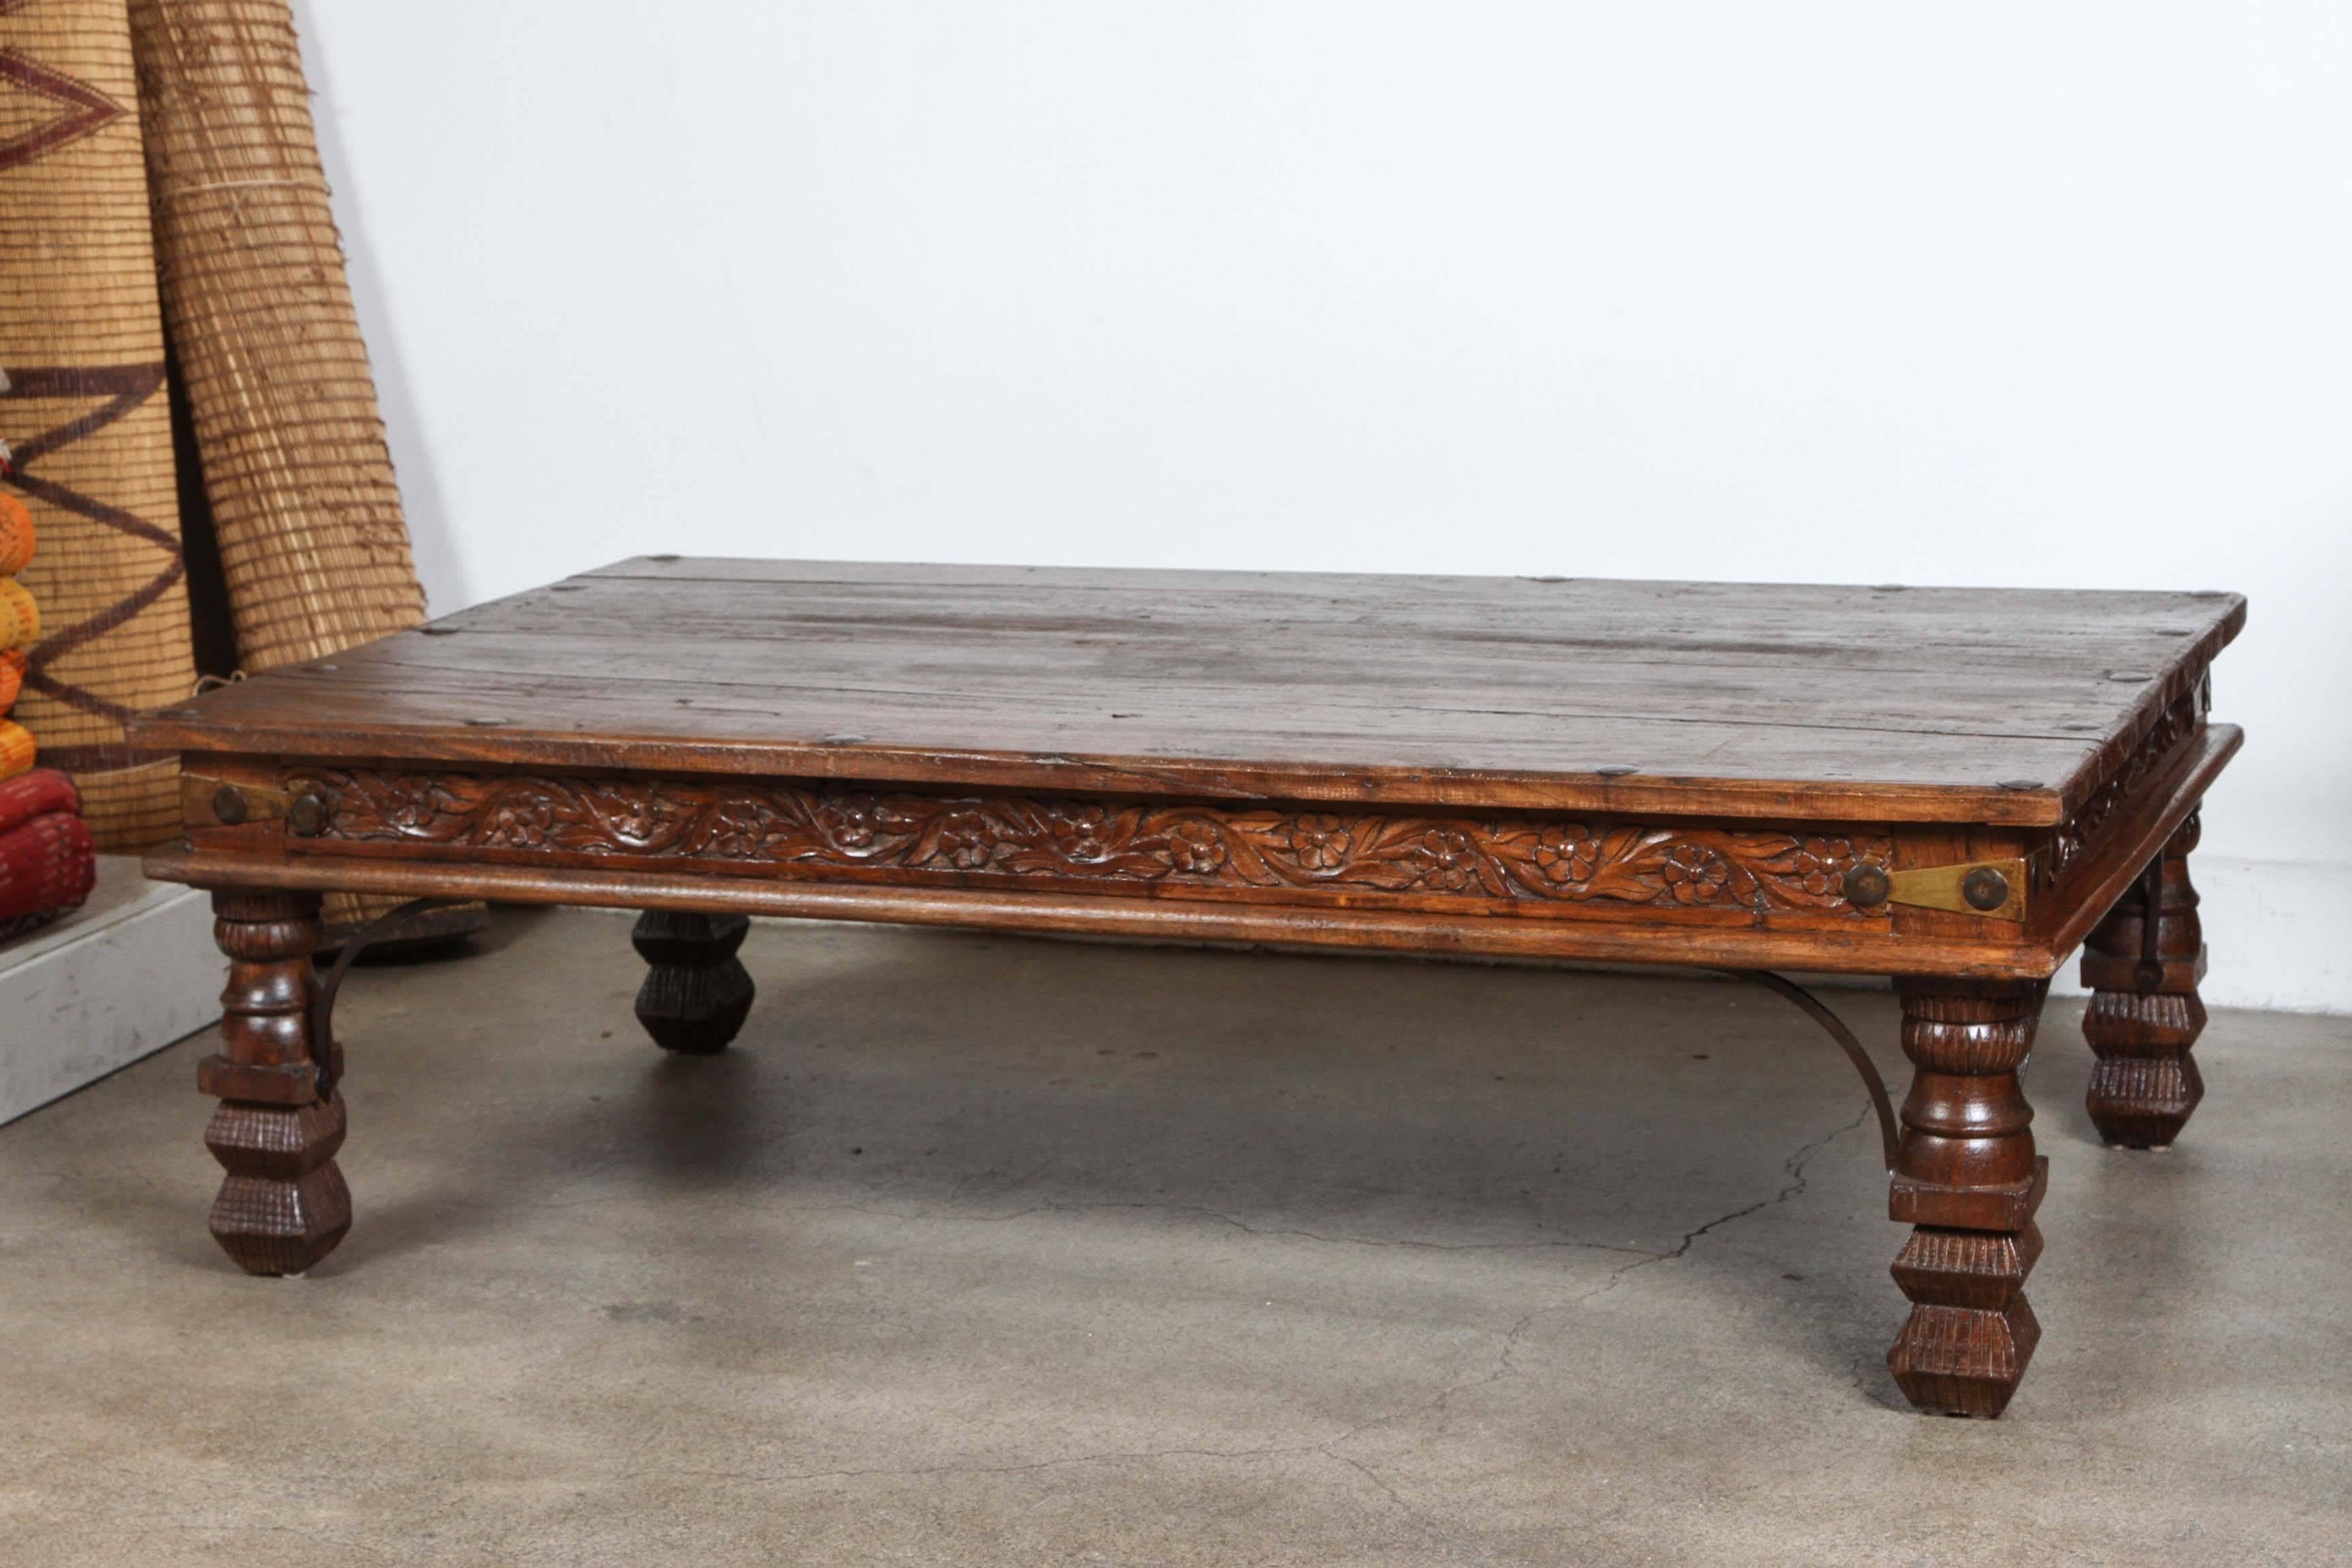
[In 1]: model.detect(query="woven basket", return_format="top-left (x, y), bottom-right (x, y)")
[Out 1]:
top-left (129, 0), bottom-right (425, 668)
top-left (131, 0), bottom-right (475, 941)
top-left (0, 0), bottom-right (197, 849)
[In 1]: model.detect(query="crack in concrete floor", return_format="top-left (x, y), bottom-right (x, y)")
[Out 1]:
top-left (653, 1098), bottom-right (1875, 1542)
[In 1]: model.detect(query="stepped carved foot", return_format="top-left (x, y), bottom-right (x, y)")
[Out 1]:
top-left (2081, 811), bottom-right (2208, 1148)
top-left (1886, 978), bottom-right (2048, 1418)
top-left (632, 911), bottom-right (755, 1054)
top-left (200, 889), bottom-right (350, 1275)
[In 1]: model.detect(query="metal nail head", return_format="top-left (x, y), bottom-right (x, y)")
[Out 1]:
top-left (211, 785), bottom-right (248, 826)
top-left (287, 794), bottom-right (328, 838)
top-left (1843, 864), bottom-right (1892, 909)
top-left (1962, 867), bottom-right (2012, 912)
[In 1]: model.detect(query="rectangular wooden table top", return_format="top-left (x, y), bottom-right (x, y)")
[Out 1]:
top-left (140, 557), bottom-right (2242, 826)
top-left (137, 559), bottom-right (2244, 982)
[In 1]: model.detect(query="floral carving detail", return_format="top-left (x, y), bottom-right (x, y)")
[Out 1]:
top-left (1049, 806), bottom-right (1113, 862)
top-left (2040, 676), bottom-right (2208, 891)
top-left (819, 794), bottom-right (883, 851)
top-left (1659, 845), bottom-right (1732, 904)
top-left (1408, 828), bottom-right (1483, 892)
top-left (1290, 815), bottom-right (1351, 870)
top-left (936, 811), bottom-right (998, 869)
top-left (1168, 821), bottom-right (1228, 875)
top-left (1786, 842), bottom-right (1848, 900)
top-left (480, 792), bottom-right (557, 848)
top-left (293, 769), bottom-right (1893, 917)
top-left (1533, 825), bottom-right (1602, 885)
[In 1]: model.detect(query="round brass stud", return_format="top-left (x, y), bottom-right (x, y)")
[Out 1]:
top-left (1962, 866), bottom-right (2012, 912)
top-left (211, 784), bottom-right (248, 826)
top-left (287, 793), bottom-right (328, 838)
top-left (1843, 864), bottom-right (1892, 909)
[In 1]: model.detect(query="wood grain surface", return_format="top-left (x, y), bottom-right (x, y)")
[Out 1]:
top-left (131, 559), bottom-right (2244, 826)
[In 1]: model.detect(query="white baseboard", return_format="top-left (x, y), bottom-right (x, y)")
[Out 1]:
top-left (0, 858), bottom-right (224, 1125)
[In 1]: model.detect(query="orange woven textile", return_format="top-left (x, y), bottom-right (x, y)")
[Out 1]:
top-left (0, 493), bottom-right (32, 575)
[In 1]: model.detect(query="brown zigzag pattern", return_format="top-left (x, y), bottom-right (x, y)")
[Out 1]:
top-left (1, 365), bottom-right (182, 768)
top-left (0, 44), bottom-right (125, 172)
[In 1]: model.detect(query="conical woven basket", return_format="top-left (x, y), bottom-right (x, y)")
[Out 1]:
top-left (0, 0), bottom-right (197, 849)
top-left (131, 0), bottom-right (486, 941)
top-left (128, 0), bottom-right (425, 669)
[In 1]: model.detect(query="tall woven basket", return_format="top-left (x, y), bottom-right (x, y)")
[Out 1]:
top-left (129, 0), bottom-right (480, 944)
top-left (0, 0), bottom-right (199, 849)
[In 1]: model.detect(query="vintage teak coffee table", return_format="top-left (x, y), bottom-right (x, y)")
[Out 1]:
top-left (134, 560), bottom-right (2245, 1418)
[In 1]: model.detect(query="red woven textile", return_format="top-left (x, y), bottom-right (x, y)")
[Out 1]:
top-left (0, 768), bottom-right (82, 836)
top-left (0, 769), bottom-right (95, 923)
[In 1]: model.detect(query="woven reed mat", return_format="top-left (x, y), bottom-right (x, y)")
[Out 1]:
top-left (131, 0), bottom-right (478, 941)
top-left (0, 0), bottom-right (197, 850)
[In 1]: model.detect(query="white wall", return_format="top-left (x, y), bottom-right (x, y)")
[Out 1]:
top-left (296, 3), bottom-right (2351, 1009)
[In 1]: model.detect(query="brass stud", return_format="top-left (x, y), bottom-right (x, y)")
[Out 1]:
top-left (1844, 864), bottom-right (1892, 909)
top-left (1962, 866), bottom-right (2012, 912)
top-left (287, 793), bottom-right (328, 838)
top-left (211, 784), bottom-right (248, 826)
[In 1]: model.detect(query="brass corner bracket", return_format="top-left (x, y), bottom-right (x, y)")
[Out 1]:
top-left (182, 772), bottom-right (328, 836)
top-left (1843, 857), bottom-right (2027, 921)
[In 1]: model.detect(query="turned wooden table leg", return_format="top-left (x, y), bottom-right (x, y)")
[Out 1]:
top-left (2081, 809), bottom-right (2208, 1148)
top-left (1886, 978), bottom-right (2048, 1418)
top-left (199, 889), bottom-right (350, 1275)
top-left (631, 911), bottom-right (755, 1054)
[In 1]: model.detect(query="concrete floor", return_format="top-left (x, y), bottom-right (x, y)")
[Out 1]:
top-left (1, 908), bottom-right (2347, 1566)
